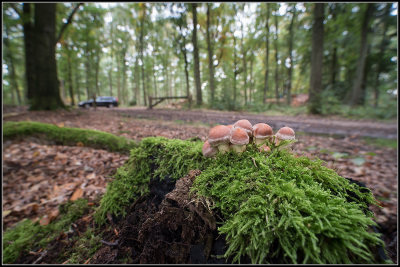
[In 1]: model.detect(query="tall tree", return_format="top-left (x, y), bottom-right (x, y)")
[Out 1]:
top-left (286, 4), bottom-right (296, 105)
top-left (274, 5), bottom-right (280, 101)
top-left (349, 3), bottom-right (374, 106)
top-left (263, 3), bottom-right (270, 104)
top-left (30, 4), bottom-right (65, 110)
top-left (191, 3), bottom-right (202, 106)
top-left (139, 3), bottom-right (148, 106)
top-left (308, 3), bottom-right (325, 114)
top-left (329, 3), bottom-right (339, 87)
top-left (373, 4), bottom-right (392, 107)
top-left (206, 3), bottom-right (216, 107)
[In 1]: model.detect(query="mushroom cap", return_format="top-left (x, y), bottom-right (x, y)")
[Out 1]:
top-left (253, 123), bottom-right (273, 139)
top-left (233, 119), bottom-right (253, 137)
top-left (275, 126), bottom-right (295, 140)
top-left (208, 125), bottom-right (231, 146)
top-left (230, 127), bottom-right (249, 145)
top-left (259, 144), bottom-right (271, 153)
top-left (202, 140), bottom-right (218, 157)
top-left (226, 124), bottom-right (233, 130)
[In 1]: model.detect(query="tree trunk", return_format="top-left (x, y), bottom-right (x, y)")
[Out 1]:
top-left (109, 23), bottom-right (114, 97)
top-left (241, 21), bottom-right (248, 106)
top-left (23, 3), bottom-right (35, 101)
top-left (108, 70), bottom-right (113, 97)
top-left (116, 59), bottom-right (121, 104)
top-left (134, 56), bottom-right (140, 104)
top-left (206, 3), bottom-right (216, 107)
top-left (191, 3), bottom-right (202, 106)
top-left (349, 3), bottom-right (374, 106)
top-left (329, 4), bottom-right (338, 87)
top-left (286, 5), bottom-right (296, 105)
top-left (274, 7), bottom-right (280, 102)
top-left (95, 48), bottom-right (100, 97)
top-left (249, 55), bottom-right (254, 103)
top-left (233, 35), bottom-right (238, 108)
top-left (152, 59), bottom-right (158, 98)
top-left (263, 3), bottom-right (270, 104)
top-left (139, 10), bottom-right (147, 106)
top-left (85, 32), bottom-right (91, 99)
top-left (122, 50), bottom-right (127, 105)
top-left (373, 4), bottom-right (391, 107)
top-left (308, 3), bottom-right (324, 114)
top-left (65, 43), bottom-right (75, 106)
top-left (75, 59), bottom-right (81, 102)
top-left (360, 45), bottom-right (371, 106)
top-left (30, 3), bottom-right (65, 110)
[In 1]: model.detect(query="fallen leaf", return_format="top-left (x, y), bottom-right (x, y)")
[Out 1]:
top-left (70, 188), bottom-right (84, 201)
top-left (3, 210), bottom-right (12, 217)
top-left (57, 122), bottom-right (65, 128)
top-left (86, 173), bottom-right (96, 179)
top-left (76, 142), bottom-right (84, 147)
top-left (33, 151), bottom-right (40, 157)
top-left (351, 157), bottom-right (366, 166)
top-left (49, 209), bottom-right (60, 221)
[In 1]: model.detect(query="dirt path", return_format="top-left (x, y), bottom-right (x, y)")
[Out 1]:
top-left (116, 107), bottom-right (398, 139)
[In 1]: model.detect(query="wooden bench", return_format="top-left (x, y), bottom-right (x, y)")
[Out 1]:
top-left (148, 95), bottom-right (192, 109)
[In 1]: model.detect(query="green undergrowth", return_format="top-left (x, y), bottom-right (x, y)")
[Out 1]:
top-left (94, 137), bottom-right (389, 264)
top-left (3, 199), bottom-right (91, 264)
top-left (3, 121), bottom-right (137, 153)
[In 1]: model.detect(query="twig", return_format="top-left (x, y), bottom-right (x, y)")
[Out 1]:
top-left (32, 250), bottom-right (48, 264)
top-left (100, 239), bottom-right (119, 246)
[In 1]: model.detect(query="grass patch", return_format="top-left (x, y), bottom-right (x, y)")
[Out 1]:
top-left (94, 137), bottom-right (389, 263)
top-left (3, 121), bottom-right (137, 153)
top-left (362, 137), bottom-right (397, 149)
top-left (2, 199), bottom-right (91, 264)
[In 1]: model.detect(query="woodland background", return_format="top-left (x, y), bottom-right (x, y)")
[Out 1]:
top-left (2, 2), bottom-right (398, 118)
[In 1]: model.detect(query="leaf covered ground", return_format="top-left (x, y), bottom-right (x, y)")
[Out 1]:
top-left (2, 107), bottom-right (397, 263)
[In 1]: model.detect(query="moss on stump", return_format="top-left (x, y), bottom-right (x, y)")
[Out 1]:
top-left (95, 137), bottom-right (389, 264)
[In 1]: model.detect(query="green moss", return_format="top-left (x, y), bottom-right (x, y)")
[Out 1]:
top-left (94, 137), bottom-right (213, 224)
top-left (67, 227), bottom-right (102, 264)
top-left (93, 137), bottom-right (388, 263)
top-left (2, 199), bottom-right (91, 264)
top-left (191, 147), bottom-right (381, 263)
top-left (3, 121), bottom-right (137, 153)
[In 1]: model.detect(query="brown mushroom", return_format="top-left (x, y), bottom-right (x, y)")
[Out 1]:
top-left (259, 144), bottom-right (271, 153)
top-left (208, 125), bottom-right (231, 153)
top-left (253, 123), bottom-right (274, 145)
top-left (233, 119), bottom-right (253, 137)
top-left (202, 140), bottom-right (218, 158)
top-left (274, 126), bottom-right (295, 145)
top-left (230, 127), bottom-right (249, 153)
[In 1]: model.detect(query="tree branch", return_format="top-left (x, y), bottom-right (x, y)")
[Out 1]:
top-left (56, 3), bottom-right (83, 44)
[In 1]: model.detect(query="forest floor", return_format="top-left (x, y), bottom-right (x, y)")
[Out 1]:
top-left (3, 105), bottom-right (398, 263)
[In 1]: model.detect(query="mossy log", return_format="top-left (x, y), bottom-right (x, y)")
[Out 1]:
top-left (3, 121), bottom-right (137, 153)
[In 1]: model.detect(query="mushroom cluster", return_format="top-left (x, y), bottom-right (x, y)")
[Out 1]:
top-left (202, 119), bottom-right (295, 158)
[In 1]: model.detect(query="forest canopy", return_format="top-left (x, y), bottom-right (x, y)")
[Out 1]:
top-left (2, 2), bottom-right (398, 117)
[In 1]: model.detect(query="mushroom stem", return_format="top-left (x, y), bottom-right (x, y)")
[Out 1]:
top-left (231, 144), bottom-right (246, 153)
top-left (254, 138), bottom-right (266, 146)
top-left (217, 143), bottom-right (230, 154)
